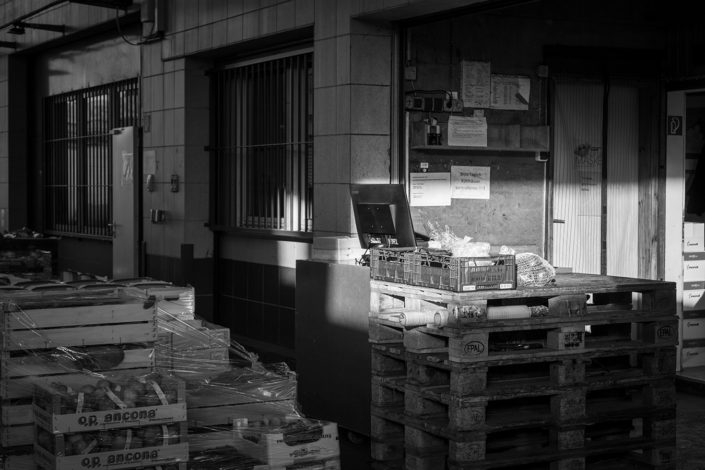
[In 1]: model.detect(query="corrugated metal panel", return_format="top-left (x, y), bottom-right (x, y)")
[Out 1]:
top-left (606, 85), bottom-right (639, 278)
top-left (552, 81), bottom-right (604, 274)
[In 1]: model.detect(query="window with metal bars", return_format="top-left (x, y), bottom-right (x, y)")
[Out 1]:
top-left (43, 78), bottom-right (140, 238)
top-left (211, 50), bottom-right (313, 234)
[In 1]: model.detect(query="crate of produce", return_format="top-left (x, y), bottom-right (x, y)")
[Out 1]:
top-left (233, 419), bottom-right (340, 467)
top-left (0, 288), bottom-right (157, 449)
top-left (32, 372), bottom-right (188, 470)
top-left (369, 247), bottom-right (415, 284)
top-left (185, 367), bottom-right (298, 452)
top-left (189, 446), bottom-right (341, 470)
top-left (33, 373), bottom-right (186, 434)
top-left (34, 421), bottom-right (189, 470)
top-left (408, 251), bottom-right (516, 292)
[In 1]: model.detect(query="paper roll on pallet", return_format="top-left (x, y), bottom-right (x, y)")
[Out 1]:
top-left (434, 310), bottom-right (450, 326)
top-left (486, 305), bottom-right (531, 320)
top-left (398, 311), bottom-right (437, 326)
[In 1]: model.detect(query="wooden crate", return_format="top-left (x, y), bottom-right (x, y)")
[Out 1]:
top-left (0, 288), bottom-right (157, 448)
top-left (232, 420), bottom-right (340, 467)
top-left (34, 422), bottom-right (189, 470)
top-left (0, 446), bottom-right (35, 470)
top-left (33, 373), bottom-right (186, 434)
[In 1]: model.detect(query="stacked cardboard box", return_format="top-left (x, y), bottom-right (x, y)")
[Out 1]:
top-left (682, 222), bottom-right (705, 370)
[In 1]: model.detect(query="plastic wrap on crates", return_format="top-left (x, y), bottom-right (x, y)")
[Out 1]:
top-left (424, 220), bottom-right (490, 257)
top-left (0, 286), bottom-right (159, 404)
top-left (131, 283), bottom-right (197, 322)
top-left (32, 370), bottom-right (190, 468)
top-left (189, 417), bottom-right (341, 469)
top-left (516, 252), bottom-right (556, 287)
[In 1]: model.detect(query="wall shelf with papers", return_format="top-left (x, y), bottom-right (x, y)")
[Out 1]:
top-left (411, 145), bottom-right (548, 154)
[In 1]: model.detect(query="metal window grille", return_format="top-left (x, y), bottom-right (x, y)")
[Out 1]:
top-left (44, 78), bottom-right (139, 238)
top-left (211, 50), bottom-right (313, 233)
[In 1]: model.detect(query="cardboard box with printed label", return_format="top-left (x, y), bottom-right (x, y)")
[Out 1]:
top-left (684, 222), bottom-right (705, 252)
top-left (683, 282), bottom-right (705, 311)
top-left (682, 314), bottom-right (705, 341)
top-left (684, 252), bottom-right (705, 282)
top-left (233, 420), bottom-right (340, 467)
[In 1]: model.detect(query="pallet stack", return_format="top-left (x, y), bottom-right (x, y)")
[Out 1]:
top-left (0, 287), bottom-right (157, 469)
top-left (368, 273), bottom-right (678, 470)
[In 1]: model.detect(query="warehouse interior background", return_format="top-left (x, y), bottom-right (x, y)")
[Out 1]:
top-left (0, 0), bottom-right (704, 468)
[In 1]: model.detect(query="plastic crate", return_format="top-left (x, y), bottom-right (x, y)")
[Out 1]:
top-left (409, 252), bottom-right (516, 292)
top-left (369, 247), bottom-right (415, 283)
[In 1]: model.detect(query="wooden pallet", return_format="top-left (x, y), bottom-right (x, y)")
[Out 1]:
top-left (369, 274), bottom-right (678, 470)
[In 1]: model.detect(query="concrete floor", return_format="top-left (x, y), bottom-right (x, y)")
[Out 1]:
top-left (339, 388), bottom-right (705, 470)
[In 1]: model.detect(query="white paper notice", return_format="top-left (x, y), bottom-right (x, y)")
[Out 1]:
top-left (451, 166), bottom-right (490, 200)
top-left (461, 61), bottom-right (491, 108)
top-left (490, 75), bottom-right (531, 110)
top-left (447, 115), bottom-right (487, 147)
top-left (409, 172), bottom-right (451, 207)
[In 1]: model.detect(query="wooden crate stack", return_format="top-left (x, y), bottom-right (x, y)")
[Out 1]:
top-left (0, 288), bottom-right (157, 469)
top-left (32, 372), bottom-right (188, 469)
top-left (155, 317), bottom-right (231, 377)
top-left (185, 371), bottom-right (298, 453)
top-left (368, 274), bottom-right (678, 470)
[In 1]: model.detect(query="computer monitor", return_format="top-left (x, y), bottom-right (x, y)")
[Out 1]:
top-left (350, 184), bottom-right (416, 248)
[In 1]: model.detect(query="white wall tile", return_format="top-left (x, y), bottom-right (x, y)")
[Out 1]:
top-left (350, 85), bottom-right (390, 135)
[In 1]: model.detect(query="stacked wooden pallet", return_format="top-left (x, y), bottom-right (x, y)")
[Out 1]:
top-left (368, 273), bottom-right (678, 470)
top-left (0, 288), bottom-right (157, 469)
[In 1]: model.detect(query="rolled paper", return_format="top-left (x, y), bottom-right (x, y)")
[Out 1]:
top-left (399, 310), bottom-right (437, 326)
top-left (486, 305), bottom-right (531, 320)
top-left (434, 310), bottom-right (450, 326)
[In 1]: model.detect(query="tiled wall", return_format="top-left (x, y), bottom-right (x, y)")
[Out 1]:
top-left (312, 3), bottom-right (394, 236)
top-left (215, 258), bottom-right (297, 363)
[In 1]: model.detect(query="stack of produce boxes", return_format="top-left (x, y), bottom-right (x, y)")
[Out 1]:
top-left (0, 287), bottom-right (157, 469)
top-left (32, 372), bottom-right (188, 469)
top-left (682, 222), bottom-right (705, 371)
top-left (368, 273), bottom-right (678, 469)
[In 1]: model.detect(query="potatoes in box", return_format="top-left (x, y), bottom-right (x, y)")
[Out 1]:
top-left (233, 419), bottom-right (339, 467)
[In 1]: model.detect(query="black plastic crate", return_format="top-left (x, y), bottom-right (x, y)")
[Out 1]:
top-left (369, 247), bottom-right (415, 284)
top-left (409, 251), bottom-right (516, 292)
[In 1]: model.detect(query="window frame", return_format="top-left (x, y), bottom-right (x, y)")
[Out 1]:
top-left (209, 47), bottom-right (314, 241)
top-left (42, 78), bottom-right (140, 240)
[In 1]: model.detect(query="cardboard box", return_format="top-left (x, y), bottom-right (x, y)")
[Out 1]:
top-left (682, 315), bottom-right (705, 341)
top-left (233, 420), bottom-right (339, 467)
top-left (683, 282), bottom-right (705, 311)
top-left (684, 222), bottom-right (705, 252)
top-left (684, 252), bottom-right (705, 282)
top-left (682, 347), bottom-right (705, 368)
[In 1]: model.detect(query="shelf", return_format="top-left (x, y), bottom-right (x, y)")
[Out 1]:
top-left (411, 145), bottom-right (548, 153)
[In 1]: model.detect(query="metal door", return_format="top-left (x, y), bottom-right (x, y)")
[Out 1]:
top-left (111, 126), bottom-right (140, 279)
top-left (552, 81), bottom-right (639, 277)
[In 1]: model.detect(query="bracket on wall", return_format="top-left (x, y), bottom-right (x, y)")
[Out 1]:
top-left (69, 0), bottom-right (132, 9)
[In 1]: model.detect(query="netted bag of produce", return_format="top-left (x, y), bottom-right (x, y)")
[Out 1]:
top-left (516, 252), bottom-right (556, 287)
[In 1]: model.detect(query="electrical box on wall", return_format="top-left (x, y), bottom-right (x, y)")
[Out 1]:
top-left (141, 0), bottom-right (165, 39)
top-left (405, 95), bottom-right (463, 113)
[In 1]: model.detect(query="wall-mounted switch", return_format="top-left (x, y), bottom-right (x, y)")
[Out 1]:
top-left (146, 174), bottom-right (155, 192)
top-left (170, 174), bottom-right (179, 192)
top-left (150, 209), bottom-right (166, 223)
